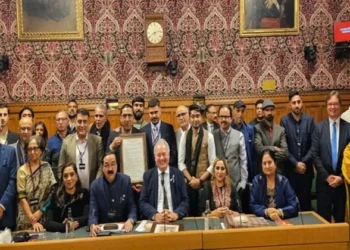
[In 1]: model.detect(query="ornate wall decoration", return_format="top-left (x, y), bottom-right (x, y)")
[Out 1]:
top-left (0, 0), bottom-right (348, 101)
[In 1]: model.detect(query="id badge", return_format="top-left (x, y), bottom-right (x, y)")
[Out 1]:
top-left (29, 198), bottom-right (39, 206)
top-left (79, 163), bottom-right (86, 170)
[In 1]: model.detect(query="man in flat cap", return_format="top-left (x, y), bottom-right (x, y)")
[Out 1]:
top-left (254, 100), bottom-right (288, 174)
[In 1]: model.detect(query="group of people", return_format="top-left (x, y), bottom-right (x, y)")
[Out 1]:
top-left (0, 89), bottom-right (349, 237)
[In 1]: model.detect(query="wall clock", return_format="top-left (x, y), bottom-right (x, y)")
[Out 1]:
top-left (145, 13), bottom-right (166, 64)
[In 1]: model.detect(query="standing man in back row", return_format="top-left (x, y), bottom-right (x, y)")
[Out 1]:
top-left (280, 91), bottom-right (314, 211)
top-left (312, 91), bottom-right (350, 222)
top-left (132, 96), bottom-right (149, 130)
top-left (59, 108), bottom-right (104, 189)
top-left (141, 98), bottom-right (177, 169)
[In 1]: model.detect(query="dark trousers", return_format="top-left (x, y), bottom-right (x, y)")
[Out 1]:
top-left (288, 172), bottom-right (313, 211)
top-left (187, 185), bottom-right (199, 216)
top-left (316, 180), bottom-right (345, 222)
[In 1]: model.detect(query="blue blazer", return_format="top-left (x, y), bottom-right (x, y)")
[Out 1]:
top-left (141, 122), bottom-right (177, 169)
top-left (0, 144), bottom-right (18, 230)
top-left (250, 174), bottom-right (298, 219)
top-left (139, 167), bottom-right (189, 220)
top-left (88, 173), bottom-right (137, 226)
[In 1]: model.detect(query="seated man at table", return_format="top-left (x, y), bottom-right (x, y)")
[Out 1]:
top-left (139, 139), bottom-right (189, 222)
top-left (88, 153), bottom-right (137, 236)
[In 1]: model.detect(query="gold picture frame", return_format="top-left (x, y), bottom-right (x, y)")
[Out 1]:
top-left (16, 0), bottom-right (84, 41)
top-left (240, 0), bottom-right (299, 37)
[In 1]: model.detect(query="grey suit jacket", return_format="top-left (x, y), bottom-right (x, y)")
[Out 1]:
top-left (254, 121), bottom-right (288, 173)
top-left (58, 133), bottom-right (103, 184)
top-left (9, 141), bottom-right (23, 169)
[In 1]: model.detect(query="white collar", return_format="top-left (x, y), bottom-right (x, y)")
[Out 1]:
top-left (157, 166), bottom-right (170, 175)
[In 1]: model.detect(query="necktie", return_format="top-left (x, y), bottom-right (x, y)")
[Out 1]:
top-left (153, 126), bottom-right (159, 146)
top-left (161, 172), bottom-right (169, 210)
top-left (331, 122), bottom-right (338, 171)
top-left (210, 124), bottom-right (214, 133)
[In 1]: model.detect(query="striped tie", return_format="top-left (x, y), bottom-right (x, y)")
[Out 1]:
top-left (153, 126), bottom-right (159, 146)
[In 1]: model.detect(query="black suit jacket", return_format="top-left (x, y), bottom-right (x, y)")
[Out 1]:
top-left (7, 131), bottom-right (19, 145)
top-left (106, 127), bottom-right (140, 169)
top-left (312, 118), bottom-right (350, 182)
top-left (141, 121), bottom-right (177, 169)
top-left (201, 121), bottom-right (219, 131)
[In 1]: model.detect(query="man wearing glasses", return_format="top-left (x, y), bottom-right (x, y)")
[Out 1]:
top-left (201, 104), bottom-right (219, 133)
top-left (44, 110), bottom-right (70, 179)
top-left (9, 117), bottom-right (33, 168)
top-left (58, 108), bottom-right (104, 189)
top-left (213, 105), bottom-right (248, 199)
top-left (312, 91), bottom-right (350, 222)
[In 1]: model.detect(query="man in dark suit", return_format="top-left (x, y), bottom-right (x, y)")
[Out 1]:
top-left (89, 153), bottom-right (136, 236)
top-left (201, 104), bottom-right (219, 133)
top-left (255, 100), bottom-right (288, 174)
top-left (0, 144), bottom-right (17, 230)
top-left (312, 91), bottom-right (350, 222)
top-left (141, 98), bottom-right (177, 169)
top-left (0, 104), bottom-right (19, 145)
top-left (139, 139), bottom-right (189, 222)
top-left (280, 91), bottom-right (315, 211)
top-left (107, 104), bottom-right (139, 170)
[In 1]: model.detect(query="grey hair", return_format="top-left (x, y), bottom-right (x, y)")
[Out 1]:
top-left (95, 104), bottom-right (108, 115)
top-left (153, 138), bottom-right (170, 155)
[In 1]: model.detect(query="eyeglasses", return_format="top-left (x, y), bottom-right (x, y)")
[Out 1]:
top-left (20, 127), bottom-right (32, 132)
top-left (27, 147), bottom-right (40, 153)
top-left (219, 115), bottom-right (231, 120)
top-left (121, 114), bottom-right (133, 119)
top-left (327, 102), bottom-right (340, 107)
top-left (55, 117), bottom-right (68, 122)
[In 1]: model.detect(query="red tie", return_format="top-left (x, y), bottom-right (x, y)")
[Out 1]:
top-left (269, 126), bottom-right (273, 137)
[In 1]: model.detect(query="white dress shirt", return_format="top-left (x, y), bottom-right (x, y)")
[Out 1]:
top-left (76, 134), bottom-right (90, 189)
top-left (178, 130), bottom-right (216, 174)
top-left (157, 166), bottom-right (173, 212)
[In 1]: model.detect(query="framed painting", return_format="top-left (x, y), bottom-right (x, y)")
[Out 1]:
top-left (16, 0), bottom-right (84, 41)
top-left (240, 0), bottom-right (299, 37)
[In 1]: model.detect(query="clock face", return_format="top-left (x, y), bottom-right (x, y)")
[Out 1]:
top-left (147, 22), bottom-right (163, 44)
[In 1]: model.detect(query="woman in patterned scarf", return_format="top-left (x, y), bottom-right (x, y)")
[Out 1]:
top-left (45, 162), bottom-right (89, 232)
top-left (250, 149), bottom-right (298, 220)
top-left (17, 135), bottom-right (56, 231)
top-left (198, 157), bottom-right (239, 217)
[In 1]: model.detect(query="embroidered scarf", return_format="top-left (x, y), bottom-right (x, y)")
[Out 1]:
top-left (211, 181), bottom-right (231, 208)
top-left (90, 120), bottom-right (111, 149)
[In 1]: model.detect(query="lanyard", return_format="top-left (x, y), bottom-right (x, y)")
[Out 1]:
top-left (76, 141), bottom-right (88, 164)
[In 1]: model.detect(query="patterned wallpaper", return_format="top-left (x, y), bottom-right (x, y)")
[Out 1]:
top-left (0, 0), bottom-right (349, 102)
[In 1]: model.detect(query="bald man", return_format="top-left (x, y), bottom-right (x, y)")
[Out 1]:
top-left (9, 118), bottom-right (33, 168)
top-left (175, 105), bottom-right (190, 150)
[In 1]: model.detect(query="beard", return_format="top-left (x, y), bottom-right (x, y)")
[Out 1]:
top-left (265, 115), bottom-right (274, 122)
top-left (68, 113), bottom-right (76, 119)
top-left (292, 108), bottom-right (301, 115)
top-left (134, 111), bottom-right (143, 120)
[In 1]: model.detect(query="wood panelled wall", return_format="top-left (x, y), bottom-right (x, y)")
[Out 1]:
top-left (6, 91), bottom-right (350, 136)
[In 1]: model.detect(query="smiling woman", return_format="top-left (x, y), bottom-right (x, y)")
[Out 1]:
top-left (45, 162), bottom-right (89, 232)
top-left (198, 157), bottom-right (240, 217)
